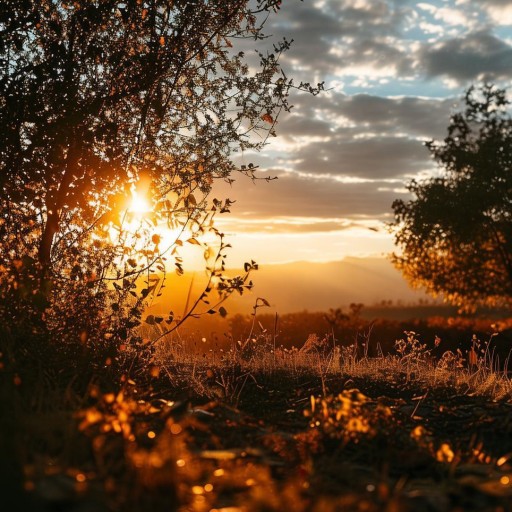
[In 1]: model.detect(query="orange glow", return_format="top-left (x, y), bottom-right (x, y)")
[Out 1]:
top-left (129, 190), bottom-right (151, 215)
top-left (100, 180), bottom-right (213, 273)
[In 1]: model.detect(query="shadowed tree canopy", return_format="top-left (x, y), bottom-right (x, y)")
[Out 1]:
top-left (391, 84), bottom-right (512, 310)
top-left (0, 0), bottom-right (322, 347)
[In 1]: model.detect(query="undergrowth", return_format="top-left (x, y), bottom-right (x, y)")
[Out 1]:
top-left (151, 329), bottom-right (512, 403)
top-left (2, 324), bottom-right (512, 511)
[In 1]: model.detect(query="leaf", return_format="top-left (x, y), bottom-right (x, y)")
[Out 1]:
top-left (187, 238), bottom-right (201, 245)
top-left (185, 194), bottom-right (197, 207)
top-left (199, 449), bottom-right (237, 461)
top-left (219, 306), bottom-right (227, 318)
top-left (145, 315), bottom-right (156, 325)
top-left (261, 113), bottom-right (273, 124)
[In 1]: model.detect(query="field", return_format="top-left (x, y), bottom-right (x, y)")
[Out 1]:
top-left (2, 314), bottom-right (512, 512)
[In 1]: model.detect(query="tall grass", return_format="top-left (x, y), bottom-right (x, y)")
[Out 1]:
top-left (151, 329), bottom-right (512, 402)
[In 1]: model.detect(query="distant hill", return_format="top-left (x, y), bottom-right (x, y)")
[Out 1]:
top-left (223, 257), bottom-right (432, 314)
top-left (148, 257), bottom-right (433, 318)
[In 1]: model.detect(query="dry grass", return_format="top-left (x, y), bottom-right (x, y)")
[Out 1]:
top-left (151, 329), bottom-right (512, 403)
top-left (4, 326), bottom-right (512, 511)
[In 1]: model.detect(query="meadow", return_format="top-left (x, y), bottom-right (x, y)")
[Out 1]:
top-left (2, 309), bottom-right (512, 512)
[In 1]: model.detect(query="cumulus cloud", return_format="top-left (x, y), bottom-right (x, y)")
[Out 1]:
top-left (216, 216), bottom-right (357, 234)
top-left (291, 135), bottom-right (429, 179)
top-left (420, 30), bottom-right (512, 81)
top-left (417, 3), bottom-right (474, 27)
top-left (218, 1), bottom-right (512, 261)
top-left (474, 0), bottom-right (512, 25)
top-left (331, 94), bottom-right (456, 138)
top-left (266, 0), bottom-right (414, 80)
top-left (216, 169), bottom-right (409, 221)
top-left (267, 1), bottom-right (512, 86)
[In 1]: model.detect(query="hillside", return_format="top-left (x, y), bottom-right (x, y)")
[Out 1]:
top-left (148, 256), bottom-right (432, 318)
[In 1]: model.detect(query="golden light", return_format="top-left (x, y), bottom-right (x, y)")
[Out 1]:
top-left (129, 190), bottom-right (151, 215)
top-left (99, 178), bottom-right (213, 274)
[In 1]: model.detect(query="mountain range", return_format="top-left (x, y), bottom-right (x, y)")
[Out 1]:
top-left (149, 256), bottom-right (431, 318)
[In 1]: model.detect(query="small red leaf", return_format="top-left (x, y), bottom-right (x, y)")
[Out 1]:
top-left (261, 113), bottom-right (273, 124)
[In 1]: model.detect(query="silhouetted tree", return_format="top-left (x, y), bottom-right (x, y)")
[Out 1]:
top-left (0, 1), bottom-right (322, 353)
top-left (391, 84), bottom-right (512, 309)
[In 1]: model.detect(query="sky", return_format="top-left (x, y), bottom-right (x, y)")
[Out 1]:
top-left (211, 0), bottom-right (512, 267)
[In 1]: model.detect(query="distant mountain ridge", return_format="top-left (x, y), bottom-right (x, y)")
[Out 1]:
top-left (150, 257), bottom-right (432, 317)
top-left (234, 257), bottom-right (431, 313)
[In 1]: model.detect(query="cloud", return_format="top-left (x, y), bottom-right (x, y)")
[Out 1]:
top-left (219, 1), bottom-right (512, 263)
top-left (216, 169), bottom-right (409, 220)
top-left (331, 94), bottom-right (456, 138)
top-left (420, 30), bottom-right (512, 81)
top-left (277, 113), bottom-right (333, 139)
top-left (273, 93), bottom-right (454, 178)
top-left (266, 0), bottom-right (414, 81)
top-left (289, 134), bottom-right (431, 179)
top-left (216, 216), bottom-right (359, 234)
top-left (265, 1), bottom-right (512, 88)
top-left (417, 3), bottom-right (473, 27)
top-left (474, 0), bottom-right (512, 25)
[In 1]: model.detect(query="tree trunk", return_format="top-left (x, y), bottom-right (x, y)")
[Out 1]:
top-left (39, 211), bottom-right (60, 268)
top-left (38, 140), bottom-right (82, 270)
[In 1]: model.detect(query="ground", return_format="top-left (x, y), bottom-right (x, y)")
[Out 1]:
top-left (3, 360), bottom-right (512, 512)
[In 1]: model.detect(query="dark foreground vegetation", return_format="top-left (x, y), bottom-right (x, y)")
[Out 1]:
top-left (2, 314), bottom-right (512, 512)
top-left (169, 305), bottom-right (512, 370)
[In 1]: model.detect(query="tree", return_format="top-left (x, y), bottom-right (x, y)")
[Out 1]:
top-left (391, 84), bottom-right (512, 309)
top-left (0, 1), bottom-right (322, 351)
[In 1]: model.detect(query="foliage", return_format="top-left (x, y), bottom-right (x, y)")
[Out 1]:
top-left (305, 389), bottom-right (394, 445)
top-left (394, 331), bottom-right (430, 365)
top-left (391, 84), bottom-right (512, 310)
top-left (0, 0), bottom-right (322, 364)
top-left (4, 320), bottom-right (512, 510)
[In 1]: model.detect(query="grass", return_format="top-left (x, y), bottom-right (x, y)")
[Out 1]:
top-left (2, 326), bottom-right (512, 511)
top-left (151, 329), bottom-right (512, 403)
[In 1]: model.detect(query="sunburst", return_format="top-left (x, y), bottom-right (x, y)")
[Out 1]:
top-left (129, 190), bottom-right (151, 216)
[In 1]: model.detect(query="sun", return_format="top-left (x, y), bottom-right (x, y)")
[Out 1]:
top-left (129, 190), bottom-right (151, 215)
top-left (104, 184), bottom-right (209, 271)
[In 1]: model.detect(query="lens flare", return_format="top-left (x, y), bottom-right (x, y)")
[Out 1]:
top-left (129, 190), bottom-right (151, 215)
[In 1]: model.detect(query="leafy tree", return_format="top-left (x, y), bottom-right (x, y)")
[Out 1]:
top-left (391, 84), bottom-right (512, 309)
top-left (0, 1), bottom-right (322, 356)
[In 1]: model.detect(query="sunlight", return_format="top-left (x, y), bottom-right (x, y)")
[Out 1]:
top-left (129, 190), bottom-right (151, 216)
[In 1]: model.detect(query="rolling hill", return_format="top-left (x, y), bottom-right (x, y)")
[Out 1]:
top-left (148, 256), bottom-right (432, 318)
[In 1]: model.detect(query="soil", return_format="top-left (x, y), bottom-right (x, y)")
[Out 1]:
top-left (5, 369), bottom-right (512, 512)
